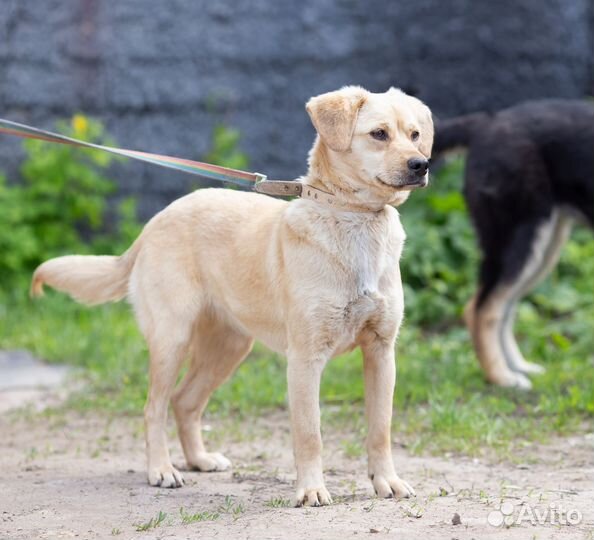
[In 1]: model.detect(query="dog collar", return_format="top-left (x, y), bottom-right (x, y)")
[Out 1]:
top-left (255, 179), bottom-right (383, 213)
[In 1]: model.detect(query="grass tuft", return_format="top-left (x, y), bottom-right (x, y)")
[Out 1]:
top-left (265, 496), bottom-right (291, 508)
top-left (134, 510), bottom-right (167, 531)
top-left (179, 507), bottom-right (220, 524)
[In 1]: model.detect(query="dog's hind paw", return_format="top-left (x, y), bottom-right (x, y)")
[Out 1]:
top-left (506, 371), bottom-right (533, 390)
top-left (515, 361), bottom-right (546, 375)
top-left (188, 452), bottom-right (231, 472)
top-left (490, 369), bottom-right (533, 390)
top-left (148, 464), bottom-right (184, 488)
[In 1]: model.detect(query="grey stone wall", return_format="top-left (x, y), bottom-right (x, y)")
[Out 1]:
top-left (1, 0), bottom-right (592, 218)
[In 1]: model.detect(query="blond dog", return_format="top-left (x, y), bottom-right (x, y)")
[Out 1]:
top-left (32, 86), bottom-right (433, 506)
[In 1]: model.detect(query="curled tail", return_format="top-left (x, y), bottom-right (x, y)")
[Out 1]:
top-left (433, 112), bottom-right (489, 155)
top-left (31, 240), bottom-right (141, 305)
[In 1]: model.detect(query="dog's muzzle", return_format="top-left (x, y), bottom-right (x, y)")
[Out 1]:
top-left (400, 173), bottom-right (429, 190)
top-left (377, 171), bottom-right (429, 191)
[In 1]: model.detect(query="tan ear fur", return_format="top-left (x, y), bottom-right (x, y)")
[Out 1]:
top-left (306, 87), bottom-right (367, 152)
top-left (405, 97), bottom-right (433, 157)
top-left (416, 103), bottom-right (434, 157)
top-left (388, 88), bottom-right (434, 157)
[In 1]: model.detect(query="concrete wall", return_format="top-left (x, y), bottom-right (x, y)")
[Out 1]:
top-left (1, 0), bottom-right (592, 217)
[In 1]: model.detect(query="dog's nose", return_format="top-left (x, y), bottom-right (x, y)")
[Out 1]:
top-left (407, 158), bottom-right (429, 176)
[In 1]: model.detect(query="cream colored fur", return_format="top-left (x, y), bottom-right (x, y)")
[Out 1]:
top-left (32, 86), bottom-right (433, 507)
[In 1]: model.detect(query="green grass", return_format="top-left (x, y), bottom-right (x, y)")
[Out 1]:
top-left (179, 507), bottom-right (220, 524)
top-left (217, 495), bottom-right (245, 519)
top-left (134, 510), bottom-right (167, 531)
top-left (265, 497), bottom-right (292, 508)
top-left (1, 158), bottom-right (593, 457)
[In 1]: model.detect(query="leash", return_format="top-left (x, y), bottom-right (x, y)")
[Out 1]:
top-left (0, 118), bottom-right (338, 205)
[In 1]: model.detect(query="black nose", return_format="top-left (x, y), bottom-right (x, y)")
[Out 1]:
top-left (407, 158), bottom-right (429, 176)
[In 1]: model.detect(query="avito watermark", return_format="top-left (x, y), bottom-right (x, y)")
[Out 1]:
top-left (488, 501), bottom-right (582, 527)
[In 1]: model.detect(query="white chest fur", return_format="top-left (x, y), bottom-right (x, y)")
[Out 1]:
top-left (287, 202), bottom-right (406, 295)
top-left (282, 202), bottom-right (406, 355)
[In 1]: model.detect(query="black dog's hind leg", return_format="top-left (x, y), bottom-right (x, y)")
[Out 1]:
top-left (499, 209), bottom-right (573, 376)
top-left (466, 209), bottom-right (572, 389)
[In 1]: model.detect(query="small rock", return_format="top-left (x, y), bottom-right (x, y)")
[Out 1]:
top-left (369, 528), bottom-right (380, 533)
top-left (452, 513), bottom-right (461, 525)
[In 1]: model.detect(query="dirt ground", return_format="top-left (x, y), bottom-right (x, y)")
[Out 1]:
top-left (1, 407), bottom-right (593, 540)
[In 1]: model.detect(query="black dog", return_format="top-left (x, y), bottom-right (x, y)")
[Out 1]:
top-left (434, 100), bottom-right (594, 388)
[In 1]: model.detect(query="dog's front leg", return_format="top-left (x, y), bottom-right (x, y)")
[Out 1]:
top-left (287, 352), bottom-right (332, 507)
top-left (362, 340), bottom-right (415, 499)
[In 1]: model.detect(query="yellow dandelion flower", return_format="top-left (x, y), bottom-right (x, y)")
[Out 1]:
top-left (72, 114), bottom-right (88, 135)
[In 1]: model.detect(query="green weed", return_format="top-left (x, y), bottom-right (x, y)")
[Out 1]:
top-left (134, 510), bottom-right (167, 531)
top-left (218, 495), bottom-right (245, 519)
top-left (265, 496), bottom-right (291, 508)
top-left (179, 507), bottom-right (220, 524)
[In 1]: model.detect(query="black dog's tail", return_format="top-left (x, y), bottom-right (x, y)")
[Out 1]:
top-left (433, 112), bottom-right (489, 155)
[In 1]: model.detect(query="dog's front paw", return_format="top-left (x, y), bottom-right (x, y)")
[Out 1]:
top-left (148, 463), bottom-right (184, 488)
top-left (371, 473), bottom-right (415, 499)
top-left (188, 452), bottom-right (232, 472)
top-left (294, 485), bottom-right (333, 507)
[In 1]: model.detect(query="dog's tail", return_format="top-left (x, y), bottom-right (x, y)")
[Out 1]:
top-left (432, 112), bottom-right (489, 155)
top-left (30, 240), bottom-right (141, 305)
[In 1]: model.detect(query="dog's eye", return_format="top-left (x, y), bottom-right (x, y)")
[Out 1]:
top-left (370, 129), bottom-right (388, 141)
top-left (411, 130), bottom-right (420, 141)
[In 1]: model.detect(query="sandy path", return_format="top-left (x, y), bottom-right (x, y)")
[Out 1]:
top-left (1, 410), bottom-right (592, 540)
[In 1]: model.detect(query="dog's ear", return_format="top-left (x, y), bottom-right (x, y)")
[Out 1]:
top-left (411, 100), bottom-right (434, 157)
top-left (306, 87), bottom-right (367, 152)
top-left (391, 88), bottom-right (434, 157)
top-left (417, 104), bottom-right (434, 157)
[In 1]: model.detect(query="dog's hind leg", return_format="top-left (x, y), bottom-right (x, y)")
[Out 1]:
top-left (500, 209), bottom-right (573, 375)
top-left (468, 210), bottom-right (570, 388)
top-left (172, 311), bottom-right (253, 473)
top-left (130, 252), bottom-right (200, 488)
top-left (466, 286), bottom-right (532, 388)
top-left (141, 313), bottom-right (196, 488)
